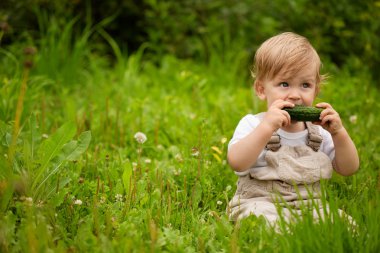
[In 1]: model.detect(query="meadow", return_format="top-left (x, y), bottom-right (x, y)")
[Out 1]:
top-left (1, 20), bottom-right (380, 252)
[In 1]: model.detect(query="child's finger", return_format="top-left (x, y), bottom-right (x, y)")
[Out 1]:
top-left (320, 108), bottom-right (338, 121)
top-left (316, 102), bottom-right (332, 109)
top-left (320, 115), bottom-right (333, 126)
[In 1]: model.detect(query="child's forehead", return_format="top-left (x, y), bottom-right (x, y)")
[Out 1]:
top-left (275, 64), bottom-right (317, 81)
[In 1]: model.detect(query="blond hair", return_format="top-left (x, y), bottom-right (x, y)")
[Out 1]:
top-left (252, 32), bottom-right (325, 91)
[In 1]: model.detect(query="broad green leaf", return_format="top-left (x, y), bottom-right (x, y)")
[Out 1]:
top-left (61, 140), bottom-right (78, 158)
top-left (33, 131), bottom-right (91, 199)
top-left (49, 187), bottom-right (69, 208)
top-left (115, 180), bottom-right (124, 195)
top-left (66, 131), bottom-right (91, 161)
top-left (0, 157), bottom-right (14, 213)
top-left (29, 115), bottom-right (40, 160)
top-left (0, 120), bottom-right (7, 138)
top-left (32, 122), bottom-right (76, 190)
top-left (122, 161), bottom-right (133, 195)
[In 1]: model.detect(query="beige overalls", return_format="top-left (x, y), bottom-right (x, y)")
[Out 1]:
top-left (228, 122), bottom-right (334, 224)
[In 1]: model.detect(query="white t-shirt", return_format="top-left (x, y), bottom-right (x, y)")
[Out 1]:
top-left (228, 113), bottom-right (335, 176)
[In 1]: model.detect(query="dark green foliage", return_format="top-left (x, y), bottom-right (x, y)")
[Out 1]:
top-left (0, 0), bottom-right (379, 79)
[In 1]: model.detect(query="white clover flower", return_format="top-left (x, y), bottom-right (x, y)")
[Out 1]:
top-left (134, 132), bottom-right (147, 144)
top-left (217, 200), bottom-right (223, 205)
top-left (100, 196), bottom-right (106, 204)
top-left (191, 147), bottom-right (199, 157)
top-left (173, 168), bottom-right (182, 176)
top-left (221, 137), bottom-right (228, 144)
top-left (145, 158), bottom-right (152, 164)
top-left (74, 199), bottom-right (82, 205)
top-left (115, 194), bottom-right (124, 202)
top-left (175, 153), bottom-right (183, 163)
top-left (132, 162), bottom-right (138, 172)
top-left (349, 115), bottom-right (358, 124)
top-left (42, 133), bottom-right (49, 139)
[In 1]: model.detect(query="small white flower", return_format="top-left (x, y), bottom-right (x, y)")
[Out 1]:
top-left (175, 153), bottom-right (183, 163)
top-left (99, 196), bottom-right (106, 204)
top-left (221, 137), bottom-right (228, 144)
top-left (134, 132), bottom-right (147, 144)
top-left (42, 133), bottom-right (49, 139)
top-left (74, 199), bottom-right (82, 205)
top-left (226, 185), bottom-right (232, 192)
top-left (115, 194), bottom-right (124, 202)
top-left (189, 113), bottom-right (196, 120)
top-left (349, 115), bottom-right (357, 124)
top-left (191, 147), bottom-right (199, 157)
top-left (132, 162), bottom-right (138, 171)
top-left (145, 158), bottom-right (152, 164)
top-left (217, 201), bottom-right (223, 205)
top-left (173, 168), bottom-right (182, 176)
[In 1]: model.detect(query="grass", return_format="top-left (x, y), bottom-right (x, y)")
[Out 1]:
top-left (0, 20), bottom-right (380, 252)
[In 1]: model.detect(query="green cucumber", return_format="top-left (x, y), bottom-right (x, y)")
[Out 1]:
top-left (283, 105), bottom-right (323, 122)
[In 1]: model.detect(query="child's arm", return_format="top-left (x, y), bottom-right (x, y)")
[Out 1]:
top-left (228, 99), bottom-right (294, 172)
top-left (316, 102), bottom-right (359, 176)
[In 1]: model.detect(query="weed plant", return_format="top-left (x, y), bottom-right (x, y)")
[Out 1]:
top-left (0, 20), bottom-right (379, 253)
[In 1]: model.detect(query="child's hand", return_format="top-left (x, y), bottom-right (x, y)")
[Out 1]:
top-left (263, 99), bottom-right (294, 131)
top-left (315, 102), bottom-right (344, 135)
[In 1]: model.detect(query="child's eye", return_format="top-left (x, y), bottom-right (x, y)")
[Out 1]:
top-left (302, 83), bottom-right (310, 88)
top-left (279, 82), bottom-right (289, 87)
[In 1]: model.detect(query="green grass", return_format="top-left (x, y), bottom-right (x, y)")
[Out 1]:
top-left (0, 23), bottom-right (380, 252)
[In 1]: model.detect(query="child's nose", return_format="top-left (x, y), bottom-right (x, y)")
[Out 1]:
top-left (287, 89), bottom-right (301, 100)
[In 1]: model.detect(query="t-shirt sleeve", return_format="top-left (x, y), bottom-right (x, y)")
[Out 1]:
top-left (319, 128), bottom-right (335, 160)
top-left (228, 114), bottom-right (261, 149)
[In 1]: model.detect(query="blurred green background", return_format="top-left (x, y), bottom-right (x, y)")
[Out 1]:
top-left (1, 0), bottom-right (379, 79)
top-left (1, 1), bottom-right (380, 252)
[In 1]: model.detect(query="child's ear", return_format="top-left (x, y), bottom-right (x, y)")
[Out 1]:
top-left (254, 80), bottom-right (266, 100)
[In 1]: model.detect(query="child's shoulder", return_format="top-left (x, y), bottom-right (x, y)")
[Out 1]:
top-left (232, 113), bottom-right (264, 133)
top-left (239, 112), bottom-right (265, 126)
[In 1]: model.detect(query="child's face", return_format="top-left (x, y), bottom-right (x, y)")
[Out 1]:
top-left (255, 65), bottom-right (318, 108)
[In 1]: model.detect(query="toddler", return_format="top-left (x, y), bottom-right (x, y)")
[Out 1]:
top-left (227, 32), bottom-right (359, 224)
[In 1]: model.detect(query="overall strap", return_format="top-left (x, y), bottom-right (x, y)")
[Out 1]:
top-left (305, 122), bottom-right (323, 151)
top-left (266, 133), bottom-right (281, 151)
